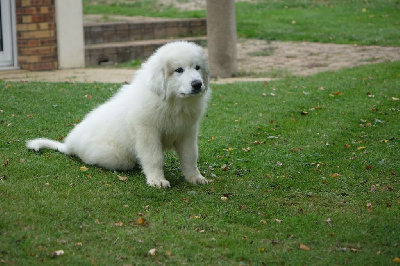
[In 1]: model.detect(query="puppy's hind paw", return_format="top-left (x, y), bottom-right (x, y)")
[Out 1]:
top-left (147, 178), bottom-right (171, 188)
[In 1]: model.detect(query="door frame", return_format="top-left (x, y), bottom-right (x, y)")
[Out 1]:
top-left (0, 0), bottom-right (18, 69)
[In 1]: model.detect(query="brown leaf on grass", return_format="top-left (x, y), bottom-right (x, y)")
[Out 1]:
top-left (85, 94), bottom-right (92, 99)
top-left (114, 221), bottom-right (123, 227)
top-left (118, 175), bottom-right (127, 182)
top-left (300, 243), bottom-right (311, 251)
top-left (331, 173), bottom-right (340, 178)
top-left (137, 217), bottom-right (146, 225)
top-left (79, 166), bottom-right (89, 171)
top-left (130, 217), bottom-right (148, 226)
top-left (393, 257), bottom-right (400, 263)
top-left (366, 202), bottom-right (373, 212)
top-left (148, 248), bottom-right (156, 256)
top-left (50, 250), bottom-right (64, 258)
top-left (3, 159), bottom-right (10, 167)
top-left (272, 240), bottom-right (280, 245)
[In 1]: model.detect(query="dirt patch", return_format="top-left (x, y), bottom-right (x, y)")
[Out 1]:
top-left (235, 39), bottom-right (400, 77)
top-left (160, 0), bottom-right (253, 11)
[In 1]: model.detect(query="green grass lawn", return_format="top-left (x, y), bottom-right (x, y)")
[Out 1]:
top-left (83, 0), bottom-right (400, 46)
top-left (1, 61), bottom-right (399, 264)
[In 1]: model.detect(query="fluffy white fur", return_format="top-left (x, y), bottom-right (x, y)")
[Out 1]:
top-left (27, 41), bottom-right (211, 188)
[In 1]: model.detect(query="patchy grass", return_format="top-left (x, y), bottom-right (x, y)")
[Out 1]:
top-left (82, 0), bottom-right (206, 18)
top-left (236, 0), bottom-right (400, 46)
top-left (1, 61), bottom-right (399, 264)
top-left (83, 0), bottom-right (400, 46)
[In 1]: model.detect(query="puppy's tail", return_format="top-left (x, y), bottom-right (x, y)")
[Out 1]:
top-left (26, 138), bottom-right (67, 153)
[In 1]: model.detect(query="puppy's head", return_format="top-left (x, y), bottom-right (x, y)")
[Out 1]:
top-left (146, 41), bottom-right (210, 99)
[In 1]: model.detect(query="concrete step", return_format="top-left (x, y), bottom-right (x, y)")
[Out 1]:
top-left (85, 36), bottom-right (207, 67)
top-left (84, 18), bottom-right (207, 45)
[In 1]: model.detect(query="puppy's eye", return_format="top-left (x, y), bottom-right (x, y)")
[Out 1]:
top-left (195, 65), bottom-right (201, 70)
top-left (175, 67), bottom-right (184, 73)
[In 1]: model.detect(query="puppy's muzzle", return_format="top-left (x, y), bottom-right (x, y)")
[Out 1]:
top-left (191, 80), bottom-right (203, 94)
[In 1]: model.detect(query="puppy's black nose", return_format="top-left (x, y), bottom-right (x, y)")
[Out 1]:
top-left (191, 80), bottom-right (203, 93)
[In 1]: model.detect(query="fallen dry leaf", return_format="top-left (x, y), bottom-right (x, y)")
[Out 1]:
top-left (331, 173), bottom-right (340, 178)
top-left (50, 250), bottom-right (64, 258)
top-left (300, 243), bottom-right (311, 251)
top-left (79, 166), bottom-right (89, 171)
top-left (131, 217), bottom-right (148, 226)
top-left (148, 248), bottom-right (156, 256)
top-left (85, 94), bottom-right (92, 99)
top-left (118, 175), bottom-right (127, 182)
top-left (114, 221), bottom-right (124, 227)
top-left (393, 257), bottom-right (400, 263)
top-left (274, 219), bottom-right (283, 224)
top-left (137, 217), bottom-right (147, 226)
top-left (366, 202), bottom-right (373, 212)
top-left (3, 159), bottom-right (10, 167)
top-left (242, 147), bottom-right (251, 152)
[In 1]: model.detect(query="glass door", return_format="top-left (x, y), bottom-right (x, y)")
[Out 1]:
top-left (0, 0), bottom-right (17, 69)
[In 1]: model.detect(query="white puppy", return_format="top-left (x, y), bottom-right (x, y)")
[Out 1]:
top-left (27, 41), bottom-right (211, 188)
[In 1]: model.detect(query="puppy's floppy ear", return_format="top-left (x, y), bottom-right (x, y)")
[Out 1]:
top-left (149, 59), bottom-right (167, 99)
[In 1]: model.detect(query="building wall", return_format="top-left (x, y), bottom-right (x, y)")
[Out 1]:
top-left (15, 0), bottom-right (58, 70)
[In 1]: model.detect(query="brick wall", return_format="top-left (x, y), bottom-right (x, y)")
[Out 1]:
top-left (16, 0), bottom-right (58, 70)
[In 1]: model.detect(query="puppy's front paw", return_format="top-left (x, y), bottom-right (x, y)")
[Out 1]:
top-left (185, 174), bottom-right (209, 185)
top-left (147, 178), bottom-right (171, 188)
